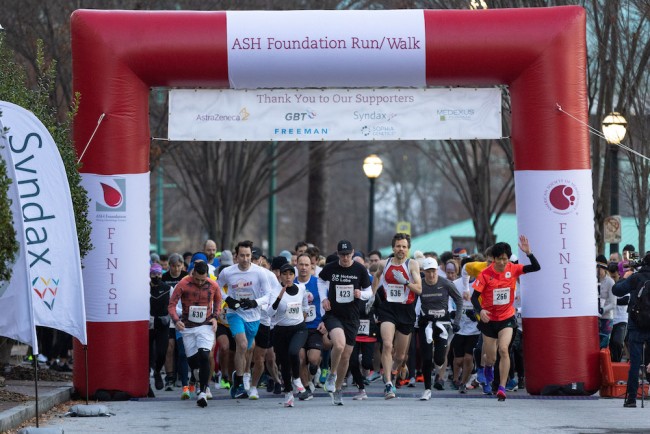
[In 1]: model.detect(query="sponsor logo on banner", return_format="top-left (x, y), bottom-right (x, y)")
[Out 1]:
top-left (32, 276), bottom-right (59, 310)
top-left (196, 108), bottom-right (250, 122)
top-left (437, 109), bottom-right (475, 121)
top-left (543, 179), bottom-right (580, 215)
top-left (284, 109), bottom-right (317, 121)
top-left (96, 178), bottom-right (126, 214)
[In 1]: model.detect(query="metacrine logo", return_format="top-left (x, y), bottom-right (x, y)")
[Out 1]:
top-left (96, 178), bottom-right (126, 212)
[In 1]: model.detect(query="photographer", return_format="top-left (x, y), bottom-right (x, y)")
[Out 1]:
top-left (612, 251), bottom-right (650, 408)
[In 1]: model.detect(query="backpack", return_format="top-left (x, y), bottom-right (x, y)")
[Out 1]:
top-left (629, 279), bottom-right (650, 330)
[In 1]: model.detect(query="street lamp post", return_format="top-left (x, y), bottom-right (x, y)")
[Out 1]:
top-left (602, 112), bottom-right (627, 255)
top-left (363, 154), bottom-right (383, 253)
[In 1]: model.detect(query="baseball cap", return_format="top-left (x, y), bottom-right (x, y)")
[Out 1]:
top-left (422, 257), bottom-right (438, 270)
top-left (220, 250), bottom-right (233, 266)
top-left (280, 263), bottom-right (295, 274)
top-left (251, 246), bottom-right (263, 260)
top-left (596, 254), bottom-right (608, 269)
top-left (337, 240), bottom-right (353, 254)
top-left (150, 263), bottom-right (163, 274)
top-left (453, 248), bottom-right (468, 258)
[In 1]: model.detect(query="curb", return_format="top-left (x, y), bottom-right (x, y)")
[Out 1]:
top-left (0, 386), bottom-right (72, 433)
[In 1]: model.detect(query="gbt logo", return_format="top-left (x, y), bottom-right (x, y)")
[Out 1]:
top-left (285, 110), bottom-right (316, 121)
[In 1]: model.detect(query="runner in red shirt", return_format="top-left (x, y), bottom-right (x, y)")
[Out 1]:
top-left (471, 235), bottom-right (540, 401)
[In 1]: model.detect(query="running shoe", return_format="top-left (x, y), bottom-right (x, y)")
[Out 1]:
top-left (205, 386), bottom-right (212, 399)
top-left (484, 366), bottom-right (494, 385)
top-left (624, 399), bottom-right (637, 408)
top-left (233, 384), bottom-right (248, 399)
top-left (243, 372), bottom-right (251, 391)
top-left (353, 389), bottom-right (368, 400)
top-left (408, 377), bottom-right (416, 388)
top-left (154, 372), bottom-right (164, 390)
top-left (506, 378), bottom-right (518, 392)
top-left (298, 390), bottom-right (314, 401)
top-left (332, 389), bottom-right (343, 406)
top-left (319, 368), bottom-right (329, 385)
top-left (292, 378), bottom-right (306, 393)
top-left (496, 385), bottom-right (507, 401)
top-left (367, 371), bottom-right (382, 383)
top-left (196, 391), bottom-right (208, 408)
top-left (420, 389), bottom-right (431, 401)
top-left (482, 383), bottom-right (493, 395)
top-left (324, 372), bottom-right (337, 393)
top-left (188, 383), bottom-right (196, 398)
top-left (164, 379), bottom-right (174, 391)
top-left (477, 367), bottom-right (486, 385)
top-left (459, 384), bottom-right (467, 394)
top-left (416, 374), bottom-right (424, 383)
top-left (284, 392), bottom-right (294, 407)
top-left (266, 378), bottom-right (275, 393)
top-left (220, 378), bottom-right (231, 390)
top-left (274, 381), bottom-right (283, 395)
top-left (449, 381), bottom-right (459, 390)
top-left (518, 376), bottom-right (526, 391)
top-left (248, 386), bottom-right (259, 400)
top-left (384, 383), bottom-right (396, 400)
top-left (37, 354), bottom-right (48, 363)
top-left (181, 386), bottom-right (190, 400)
top-left (433, 378), bottom-right (445, 391)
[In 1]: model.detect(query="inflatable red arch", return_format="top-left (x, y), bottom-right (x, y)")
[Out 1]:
top-left (71, 7), bottom-right (598, 397)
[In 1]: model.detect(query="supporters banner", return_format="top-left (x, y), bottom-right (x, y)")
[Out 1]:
top-left (227, 10), bottom-right (426, 89)
top-left (168, 88), bottom-right (502, 142)
top-left (0, 113), bottom-right (38, 349)
top-left (514, 170), bottom-right (598, 319)
top-left (81, 173), bottom-right (150, 322)
top-left (0, 101), bottom-right (86, 344)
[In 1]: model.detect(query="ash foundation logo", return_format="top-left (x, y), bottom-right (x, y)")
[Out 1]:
top-left (96, 178), bottom-right (126, 212)
top-left (544, 179), bottom-right (579, 215)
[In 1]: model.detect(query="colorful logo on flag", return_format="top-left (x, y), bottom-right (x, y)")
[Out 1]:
top-left (32, 276), bottom-right (59, 311)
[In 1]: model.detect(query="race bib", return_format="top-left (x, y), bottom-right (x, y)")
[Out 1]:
top-left (358, 319), bottom-right (370, 336)
top-left (493, 288), bottom-right (510, 306)
top-left (336, 284), bottom-right (354, 303)
top-left (286, 302), bottom-right (303, 320)
top-left (386, 283), bottom-right (406, 303)
top-left (306, 305), bottom-right (317, 322)
top-left (189, 305), bottom-right (208, 323)
top-left (235, 289), bottom-right (254, 301)
top-left (428, 309), bottom-right (446, 318)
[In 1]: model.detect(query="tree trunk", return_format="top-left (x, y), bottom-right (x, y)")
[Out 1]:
top-left (305, 143), bottom-right (328, 249)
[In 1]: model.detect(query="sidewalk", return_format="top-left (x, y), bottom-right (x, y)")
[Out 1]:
top-left (0, 366), bottom-right (73, 433)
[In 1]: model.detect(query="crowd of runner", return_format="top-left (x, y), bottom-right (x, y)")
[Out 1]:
top-left (151, 234), bottom-right (544, 407)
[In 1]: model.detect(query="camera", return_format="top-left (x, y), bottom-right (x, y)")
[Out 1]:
top-left (625, 251), bottom-right (643, 269)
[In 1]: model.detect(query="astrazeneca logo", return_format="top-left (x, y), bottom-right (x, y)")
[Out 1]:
top-left (97, 178), bottom-right (126, 212)
top-left (543, 179), bottom-right (579, 215)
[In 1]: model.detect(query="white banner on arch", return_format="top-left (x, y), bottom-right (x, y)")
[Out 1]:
top-left (168, 87), bottom-right (501, 142)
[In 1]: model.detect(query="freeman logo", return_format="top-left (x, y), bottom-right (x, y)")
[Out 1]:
top-left (544, 179), bottom-right (580, 215)
top-left (97, 178), bottom-right (126, 212)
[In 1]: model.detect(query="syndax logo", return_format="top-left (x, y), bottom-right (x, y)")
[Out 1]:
top-left (32, 276), bottom-right (59, 311)
top-left (97, 178), bottom-right (126, 212)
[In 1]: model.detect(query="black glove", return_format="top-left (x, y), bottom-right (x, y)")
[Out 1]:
top-left (450, 311), bottom-right (456, 320)
top-left (452, 323), bottom-right (460, 333)
top-left (465, 309), bottom-right (478, 322)
top-left (225, 297), bottom-right (240, 310)
top-left (598, 307), bottom-right (604, 315)
top-left (240, 299), bottom-right (258, 310)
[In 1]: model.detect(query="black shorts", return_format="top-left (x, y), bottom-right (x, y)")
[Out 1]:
top-left (478, 316), bottom-right (517, 339)
top-left (304, 328), bottom-right (324, 351)
top-left (216, 323), bottom-right (236, 351)
top-left (322, 314), bottom-right (359, 347)
top-left (451, 333), bottom-right (480, 357)
top-left (377, 302), bottom-right (416, 335)
top-left (255, 323), bottom-right (272, 349)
